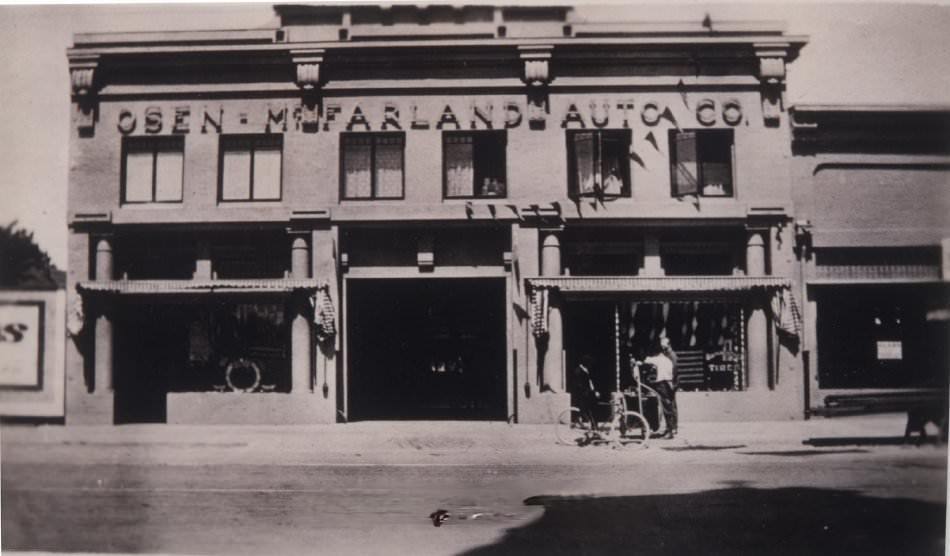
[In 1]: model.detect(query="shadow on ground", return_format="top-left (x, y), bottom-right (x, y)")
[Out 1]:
top-left (459, 486), bottom-right (946, 555)
top-left (805, 436), bottom-right (944, 447)
top-left (738, 449), bottom-right (870, 457)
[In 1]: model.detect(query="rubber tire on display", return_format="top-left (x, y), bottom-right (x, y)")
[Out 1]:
top-left (225, 358), bottom-right (262, 393)
top-left (555, 408), bottom-right (591, 446)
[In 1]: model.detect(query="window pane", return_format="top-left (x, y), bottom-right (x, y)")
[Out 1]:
top-left (473, 133), bottom-right (506, 197)
top-left (343, 139), bottom-right (372, 199)
top-left (701, 162), bottom-right (731, 196)
top-left (375, 138), bottom-right (403, 198)
top-left (252, 148), bottom-right (282, 200)
top-left (600, 133), bottom-right (627, 196)
top-left (699, 131), bottom-right (733, 197)
top-left (222, 149), bottom-right (251, 200)
top-left (445, 135), bottom-right (474, 197)
top-left (672, 131), bottom-right (699, 196)
top-left (573, 132), bottom-right (596, 195)
top-left (154, 151), bottom-right (183, 202)
top-left (125, 151), bottom-right (154, 202)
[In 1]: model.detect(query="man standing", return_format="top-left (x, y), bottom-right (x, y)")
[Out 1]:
top-left (645, 340), bottom-right (678, 439)
top-left (571, 354), bottom-right (600, 426)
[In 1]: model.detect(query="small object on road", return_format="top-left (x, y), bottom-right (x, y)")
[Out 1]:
top-left (429, 509), bottom-right (451, 527)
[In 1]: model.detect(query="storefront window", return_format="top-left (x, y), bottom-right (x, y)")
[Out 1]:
top-left (625, 301), bottom-right (745, 391)
top-left (181, 302), bottom-right (289, 392)
top-left (816, 286), bottom-right (949, 389)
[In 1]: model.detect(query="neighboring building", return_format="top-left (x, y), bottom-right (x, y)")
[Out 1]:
top-left (65, 4), bottom-right (810, 424)
top-left (791, 105), bottom-right (950, 412)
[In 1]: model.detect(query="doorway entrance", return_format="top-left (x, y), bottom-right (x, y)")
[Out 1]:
top-left (346, 278), bottom-right (507, 420)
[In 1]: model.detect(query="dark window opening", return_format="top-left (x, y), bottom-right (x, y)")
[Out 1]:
top-left (211, 233), bottom-right (290, 279)
top-left (670, 129), bottom-right (734, 198)
top-left (347, 279), bottom-right (507, 420)
top-left (341, 133), bottom-right (405, 199)
top-left (219, 135), bottom-right (282, 201)
top-left (662, 251), bottom-right (737, 276)
top-left (567, 129), bottom-right (632, 198)
top-left (443, 131), bottom-right (507, 198)
top-left (122, 136), bottom-right (184, 204)
top-left (816, 285), bottom-right (949, 389)
top-left (115, 236), bottom-right (195, 280)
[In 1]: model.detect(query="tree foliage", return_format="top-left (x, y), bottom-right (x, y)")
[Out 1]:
top-left (0, 221), bottom-right (61, 289)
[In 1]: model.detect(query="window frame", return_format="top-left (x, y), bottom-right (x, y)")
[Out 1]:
top-left (566, 128), bottom-right (633, 199)
top-left (669, 128), bottom-right (736, 198)
top-left (217, 134), bottom-right (283, 203)
top-left (120, 136), bottom-right (185, 205)
top-left (442, 130), bottom-right (508, 200)
top-left (339, 132), bottom-right (407, 201)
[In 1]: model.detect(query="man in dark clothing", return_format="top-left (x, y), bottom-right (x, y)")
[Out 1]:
top-left (571, 354), bottom-right (600, 426)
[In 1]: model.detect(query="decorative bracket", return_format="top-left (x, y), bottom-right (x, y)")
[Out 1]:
top-left (69, 54), bottom-right (100, 134)
top-left (754, 44), bottom-right (790, 127)
top-left (519, 45), bottom-right (553, 130)
top-left (292, 48), bottom-right (325, 90)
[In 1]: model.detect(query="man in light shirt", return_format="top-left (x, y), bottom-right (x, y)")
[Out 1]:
top-left (644, 339), bottom-right (678, 439)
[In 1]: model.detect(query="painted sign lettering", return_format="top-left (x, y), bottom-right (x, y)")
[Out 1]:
top-left (0, 304), bottom-right (42, 388)
top-left (115, 97), bottom-right (744, 135)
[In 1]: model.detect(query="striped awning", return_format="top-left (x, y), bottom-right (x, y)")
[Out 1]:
top-left (527, 276), bottom-right (791, 293)
top-left (77, 278), bottom-right (322, 295)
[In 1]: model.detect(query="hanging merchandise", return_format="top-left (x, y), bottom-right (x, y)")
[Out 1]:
top-left (312, 287), bottom-right (337, 342)
top-left (531, 287), bottom-right (549, 339)
top-left (628, 301), bottom-right (639, 343)
top-left (690, 301), bottom-right (699, 347)
top-left (772, 288), bottom-right (802, 342)
top-left (661, 302), bottom-right (671, 340)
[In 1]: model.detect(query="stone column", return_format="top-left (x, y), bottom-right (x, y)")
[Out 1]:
top-left (745, 229), bottom-right (769, 392)
top-left (290, 235), bottom-right (312, 393)
top-left (540, 231), bottom-right (563, 392)
top-left (94, 236), bottom-right (113, 393)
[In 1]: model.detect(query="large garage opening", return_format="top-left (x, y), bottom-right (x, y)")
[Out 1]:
top-left (346, 278), bottom-right (507, 420)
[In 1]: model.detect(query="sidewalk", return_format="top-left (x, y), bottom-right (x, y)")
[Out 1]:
top-left (1, 413), bottom-right (941, 467)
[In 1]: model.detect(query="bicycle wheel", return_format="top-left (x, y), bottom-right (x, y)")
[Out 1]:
top-left (620, 411), bottom-right (650, 448)
top-left (555, 407), bottom-right (592, 446)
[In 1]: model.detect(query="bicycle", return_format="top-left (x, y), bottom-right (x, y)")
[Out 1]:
top-left (555, 395), bottom-right (649, 448)
top-left (556, 367), bottom-right (659, 448)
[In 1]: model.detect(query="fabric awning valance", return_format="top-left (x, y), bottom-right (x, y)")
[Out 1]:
top-left (77, 278), bottom-right (323, 295)
top-left (527, 276), bottom-right (791, 293)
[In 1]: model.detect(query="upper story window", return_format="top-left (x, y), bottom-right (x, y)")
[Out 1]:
top-left (341, 133), bottom-right (405, 200)
top-left (122, 136), bottom-right (184, 204)
top-left (219, 135), bottom-right (282, 202)
top-left (567, 129), bottom-right (632, 198)
top-left (443, 131), bottom-right (507, 199)
top-left (670, 129), bottom-right (734, 198)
